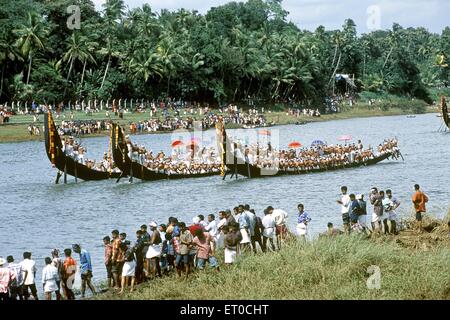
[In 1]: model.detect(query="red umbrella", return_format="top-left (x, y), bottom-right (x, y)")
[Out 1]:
top-left (338, 135), bottom-right (352, 142)
top-left (288, 141), bottom-right (303, 149)
top-left (171, 140), bottom-right (184, 148)
top-left (258, 129), bottom-right (271, 136)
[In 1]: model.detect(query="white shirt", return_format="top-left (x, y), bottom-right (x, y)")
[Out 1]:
top-left (272, 209), bottom-right (288, 226)
top-left (262, 215), bottom-right (276, 238)
top-left (205, 220), bottom-right (218, 238)
top-left (382, 197), bottom-right (400, 216)
top-left (42, 264), bottom-right (59, 292)
top-left (217, 218), bottom-right (227, 230)
top-left (20, 259), bottom-right (36, 285)
top-left (262, 215), bottom-right (276, 229)
top-left (341, 194), bottom-right (351, 214)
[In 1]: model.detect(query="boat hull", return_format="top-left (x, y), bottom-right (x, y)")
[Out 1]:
top-left (44, 112), bottom-right (121, 181)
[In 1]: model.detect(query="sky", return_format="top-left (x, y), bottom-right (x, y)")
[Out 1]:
top-left (91, 0), bottom-right (449, 34)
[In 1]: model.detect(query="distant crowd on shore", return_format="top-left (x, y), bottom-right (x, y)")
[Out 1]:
top-left (287, 108), bottom-right (321, 117)
top-left (0, 183), bottom-right (436, 301)
top-left (57, 120), bottom-right (111, 136)
top-left (128, 106), bottom-right (270, 134)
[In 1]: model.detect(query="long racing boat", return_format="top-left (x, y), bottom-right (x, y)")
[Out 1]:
top-left (215, 119), bottom-right (399, 179)
top-left (110, 123), bottom-right (221, 182)
top-left (44, 111), bottom-right (121, 183)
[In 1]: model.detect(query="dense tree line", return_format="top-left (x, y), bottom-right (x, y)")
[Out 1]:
top-left (0, 0), bottom-right (449, 109)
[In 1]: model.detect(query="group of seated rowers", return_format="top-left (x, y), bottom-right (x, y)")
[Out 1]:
top-left (125, 136), bottom-right (223, 175)
top-left (61, 136), bottom-right (120, 173)
top-left (231, 138), bottom-right (399, 171)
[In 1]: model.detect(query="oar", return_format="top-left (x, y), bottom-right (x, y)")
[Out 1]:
top-left (116, 172), bottom-right (124, 183)
top-left (55, 171), bottom-right (61, 184)
top-left (64, 161), bottom-right (67, 184)
top-left (74, 162), bottom-right (78, 184)
top-left (129, 160), bottom-right (134, 183)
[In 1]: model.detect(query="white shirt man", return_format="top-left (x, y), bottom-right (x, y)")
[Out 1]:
top-left (382, 193), bottom-right (400, 223)
top-left (20, 258), bottom-right (36, 286)
top-left (205, 218), bottom-right (218, 239)
top-left (262, 213), bottom-right (276, 239)
top-left (272, 209), bottom-right (288, 227)
top-left (42, 263), bottom-right (59, 293)
top-left (340, 194), bottom-right (350, 215)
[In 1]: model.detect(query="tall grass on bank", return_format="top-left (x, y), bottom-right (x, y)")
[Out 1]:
top-left (99, 236), bottom-right (450, 300)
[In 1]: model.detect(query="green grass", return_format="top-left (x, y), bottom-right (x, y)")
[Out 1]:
top-left (96, 233), bottom-right (449, 300)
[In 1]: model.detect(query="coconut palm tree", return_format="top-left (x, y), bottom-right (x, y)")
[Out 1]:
top-left (63, 32), bottom-right (97, 96)
top-left (14, 12), bottom-right (49, 85)
top-left (0, 38), bottom-right (22, 98)
top-left (156, 32), bottom-right (185, 96)
top-left (125, 48), bottom-right (163, 82)
top-left (97, 37), bottom-right (122, 90)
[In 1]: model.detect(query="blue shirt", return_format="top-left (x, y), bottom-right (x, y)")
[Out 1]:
top-left (172, 225), bottom-right (181, 237)
top-left (350, 200), bottom-right (361, 216)
top-left (79, 249), bottom-right (92, 274)
top-left (297, 211), bottom-right (312, 224)
top-left (238, 214), bottom-right (249, 229)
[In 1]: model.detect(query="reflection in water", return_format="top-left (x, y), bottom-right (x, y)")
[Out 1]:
top-left (0, 113), bottom-right (448, 292)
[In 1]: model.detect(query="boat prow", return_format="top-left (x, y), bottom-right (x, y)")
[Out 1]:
top-left (44, 111), bottom-right (121, 182)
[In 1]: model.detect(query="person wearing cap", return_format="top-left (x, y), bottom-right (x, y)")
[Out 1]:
top-left (145, 222), bottom-right (162, 279)
top-left (0, 257), bottom-right (15, 300)
top-left (42, 257), bottom-right (59, 300)
top-left (20, 252), bottom-right (38, 300)
top-left (6, 256), bottom-right (24, 300)
top-left (72, 244), bottom-right (96, 298)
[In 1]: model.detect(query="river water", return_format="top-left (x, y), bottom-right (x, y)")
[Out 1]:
top-left (0, 113), bottom-right (448, 293)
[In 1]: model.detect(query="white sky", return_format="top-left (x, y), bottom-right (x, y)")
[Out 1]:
top-left (92, 0), bottom-right (450, 34)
